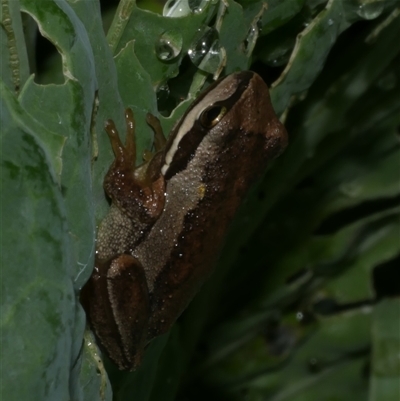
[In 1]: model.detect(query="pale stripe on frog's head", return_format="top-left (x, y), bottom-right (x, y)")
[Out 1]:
top-left (161, 73), bottom-right (252, 179)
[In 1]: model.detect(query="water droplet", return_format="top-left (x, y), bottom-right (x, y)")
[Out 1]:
top-left (188, 27), bottom-right (217, 63)
top-left (243, 26), bottom-right (257, 55)
top-left (188, 0), bottom-right (209, 14)
top-left (156, 30), bottom-right (183, 61)
top-left (327, 18), bottom-right (334, 26)
top-left (156, 83), bottom-right (170, 106)
top-left (163, 0), bottom-right (191, 17)
top-left (356, 0), bottom-right (384, 20)
top-left (188, 27), bottom-right (225, 74)
top-left (243, 16), bottom-right (263, 56)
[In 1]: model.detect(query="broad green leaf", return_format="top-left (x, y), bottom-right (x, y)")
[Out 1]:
top-left (370, 299), bottom-right (400, 401)
top-left (19, 0), bottom-right (97, 287)
top-left (1, 81), bottom-right (75, 401)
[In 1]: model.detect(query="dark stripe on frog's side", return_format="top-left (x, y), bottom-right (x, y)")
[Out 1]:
top-left (162, 71), bottom-right (254, 181)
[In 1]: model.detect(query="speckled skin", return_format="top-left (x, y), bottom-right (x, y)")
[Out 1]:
top-left (81, 72), bottom-right (288, 370)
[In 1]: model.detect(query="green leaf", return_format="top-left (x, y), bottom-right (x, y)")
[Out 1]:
top-left (1, 81), bottom-right (75, 401)
top-left (370, 299), bottom-right (400, 401)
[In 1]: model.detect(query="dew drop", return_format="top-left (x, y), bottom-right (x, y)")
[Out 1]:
top-left (356, 0), bottom-right (384, 20)
top-left (156, 83), bottom-right (170, 107)
top-left (156, 30), bottom-right (183, 62)
top-left (188, 27), bottom-right (225, 74)
top-left (243, 15), bottom-right (263, 56)
top-left (188, 0), bottom-right (209, 14)
top-left (163, 0), bottom-right (191, 17)
top-left (188, 27), bottom-right (217, 64)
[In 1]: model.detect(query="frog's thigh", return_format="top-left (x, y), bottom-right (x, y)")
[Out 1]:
top-left (107, 254), bottom-right (150, 369)
top-left (83, 254), bottom-right (150, 370)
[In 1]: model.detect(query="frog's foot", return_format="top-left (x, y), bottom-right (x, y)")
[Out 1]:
top-left (104, 108), bottom-right (137, 170)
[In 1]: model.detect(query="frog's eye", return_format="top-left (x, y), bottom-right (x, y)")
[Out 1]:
top-left (199, 105), bottom-right (227, 128)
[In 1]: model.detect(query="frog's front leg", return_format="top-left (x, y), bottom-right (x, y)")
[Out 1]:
top-left (95, 109), bottom-right (166, 260)
top-left (82, 109), bottom-right (167, 371)
top-left (103, 109), bottom-right (166, 225)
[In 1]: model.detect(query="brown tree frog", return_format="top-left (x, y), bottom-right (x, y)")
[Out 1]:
top-left (81, 71), bottom-right (288, 370)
